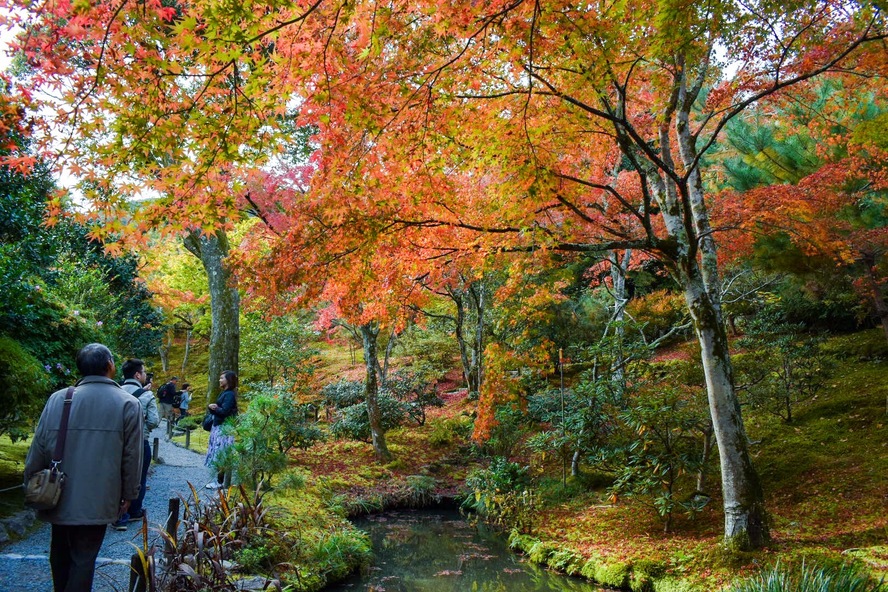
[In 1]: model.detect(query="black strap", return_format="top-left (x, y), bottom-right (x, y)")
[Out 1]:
top-left (131, 388), bottom-right (146, 399)
top-left (51, 387), bottom-right (75, 467)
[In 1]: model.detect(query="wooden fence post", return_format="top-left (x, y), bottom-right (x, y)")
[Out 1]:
top-left (165, 497), bottom-right (180, 557)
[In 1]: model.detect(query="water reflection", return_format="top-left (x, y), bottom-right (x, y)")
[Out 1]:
top-left (325, 509), bottom-right (611, 591)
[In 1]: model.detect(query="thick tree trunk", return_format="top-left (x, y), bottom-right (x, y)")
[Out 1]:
top-left (360, 322), bottom-right (392, 462)
top-left (696, 420), bottom-right (714, 494)
top-left (684, 278), bottom-right (769, 550)
top-left (449, 282), bottom-right (484, 396)
top-left (184, 231), bottom-right (239, 404)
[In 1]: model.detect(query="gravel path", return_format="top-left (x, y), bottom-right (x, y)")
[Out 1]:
top-left (0, 421), bottom-right (214, 591)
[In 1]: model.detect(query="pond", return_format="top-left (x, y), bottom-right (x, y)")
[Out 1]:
top-left (324, 508), bottom-right (614, 591)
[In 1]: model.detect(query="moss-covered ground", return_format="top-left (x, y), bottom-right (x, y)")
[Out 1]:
top-left (293, 329), bottom-right (887, 590)
top-left (0, 330), bottom-right (884, 591)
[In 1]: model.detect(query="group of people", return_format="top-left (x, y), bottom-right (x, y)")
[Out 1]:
top-left (23, 343), bottom-right (239, 592)
top-left (155, 375), bottom-right (193, 423)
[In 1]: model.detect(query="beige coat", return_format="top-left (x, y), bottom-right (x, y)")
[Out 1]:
top-left (24, 376), bottom-right (143, 525)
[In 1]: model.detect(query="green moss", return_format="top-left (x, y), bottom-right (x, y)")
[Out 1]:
top-left (579, 557), bottom-right (601, 581)
top-left (653, 577), bottom-right (700, 592)
top-left (527, 540), bottom-right (556, 564)
top-left (844, 546), bottom-right (888, 581)
top-left (631, 559), bottom-right (667, 592)
top-left (548, 549), bottom-right (585, 575)
top-left (594, 561), bottom-right (631, 588)
top-left (508, 531), bottom-right (537, 553)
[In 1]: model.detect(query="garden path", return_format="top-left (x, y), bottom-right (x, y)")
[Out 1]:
top-left (0, 421), bottom-right (212, 591)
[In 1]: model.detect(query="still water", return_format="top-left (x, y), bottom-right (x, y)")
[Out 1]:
top-left (325, 509), bottom-right (611, 591)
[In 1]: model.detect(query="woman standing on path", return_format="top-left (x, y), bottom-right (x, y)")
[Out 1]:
top-left (204, 371), bottom-right (238, 489)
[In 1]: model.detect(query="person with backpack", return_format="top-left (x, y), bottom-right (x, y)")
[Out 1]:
top-left (157, 376), bottom-right (178, 424)
top-left (112, 359), bottom-right (160, 531)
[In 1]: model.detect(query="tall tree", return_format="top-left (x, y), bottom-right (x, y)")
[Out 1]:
top-left (184, 229), bottom-right (240, 402)
top-left (716, 80), bottom-right (888, 343)
top-left (5, 0), bottom-right (886, 551)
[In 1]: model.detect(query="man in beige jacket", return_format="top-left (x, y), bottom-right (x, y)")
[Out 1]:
top-left (24, 343), bottom-right (143, 592)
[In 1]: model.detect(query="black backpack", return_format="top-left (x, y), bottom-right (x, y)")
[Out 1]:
top-left (159, 382), bottom-right (176, 404)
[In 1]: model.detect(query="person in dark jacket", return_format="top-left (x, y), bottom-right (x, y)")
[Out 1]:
top-left (112, 358), bottom-right (160, 530)
top-left (24, 343), bottom-right (143, 592)
top-left (204, 370), bottom-right (238, 489)
top-left (157, 376), bottom-right (178, 424)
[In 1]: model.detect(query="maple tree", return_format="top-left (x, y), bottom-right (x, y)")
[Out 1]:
top-left (4, 0), bottom-right (886, 551)
top-left (714, 77), bottom-right (888, 343)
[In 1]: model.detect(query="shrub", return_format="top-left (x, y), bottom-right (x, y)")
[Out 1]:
top-left (217, 384), bottom-right (326, 489)
top-left (382, 368), bottom-right (444, 426)
top-left (463, 457), bottom-right (536, 533)
top-left (329, 392), bottom-right (406, 441)
top-left (402, 475), bottom-right (438, 507)
top-left (321, 379), bottom-right (364, 409)
top-left (156, 484), bottom-right (291, 591)
top-left (176, 414), bottom-right (201, 431)
top-left (735, 311), bottom-right (834, 423)
top-left (307, 528), bottom-right (372, 583)
top-left (0, 335), bottom-right (52, 441)
top-left (427, 416), bottom-right (473, 447)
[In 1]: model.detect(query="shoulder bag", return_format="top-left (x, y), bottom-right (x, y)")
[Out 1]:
top-left (24, 387), bottom-right (75, 510)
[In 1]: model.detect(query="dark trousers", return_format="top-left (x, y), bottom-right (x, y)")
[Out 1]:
top-left (50, 523), bottom-right (106, 591)
top-left (128, 439), bottom-right (151, 517)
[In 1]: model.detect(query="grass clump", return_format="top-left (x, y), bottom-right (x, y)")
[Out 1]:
top-left (726, 561), bottom-right (886, 592)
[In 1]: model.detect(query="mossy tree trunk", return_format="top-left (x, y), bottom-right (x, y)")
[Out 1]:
top-left (184, 230), bottom-right (239, 404)
top-left (360, 322), bottom-right (392, 462)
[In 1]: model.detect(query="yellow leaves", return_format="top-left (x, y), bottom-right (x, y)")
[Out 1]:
top-left (71, 0), bottom-right (91, 14)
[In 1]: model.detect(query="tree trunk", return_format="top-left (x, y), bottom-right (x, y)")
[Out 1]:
top-left (452, 288), bottom-right (473, 393)
top-left (360, 322), bottom-right (392, 462)
top-left (181, 329), bottom-right (191, 375)
top-left (684, 278), bottom-right (769, 550)
top-left (608, 250), bottom-right (632, 395)
top-left (159, 329), bottom-right (172, 373)
top-left (470, 281), bottom-right (485, 395)
top-left (696, 420), bottom-right (714, 494)
top-left (448, 282), bottom-right (484, 396)
top-left (376, 325), bottom-right (396, 388)
top-left (184, 230), bottom-right (239, 404)
top-left (862, 252), bottom-right (888, 346)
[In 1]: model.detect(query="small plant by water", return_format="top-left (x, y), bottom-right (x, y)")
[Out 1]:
top-left (155, 482), bottom-right (290, 591)
top-left (726, 561), bottom-right (885, 592)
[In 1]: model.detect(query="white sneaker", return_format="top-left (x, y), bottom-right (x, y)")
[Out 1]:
top-left (205, 482), bottom-right (224, 490)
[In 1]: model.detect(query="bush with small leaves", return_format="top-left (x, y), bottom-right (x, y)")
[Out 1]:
top-left (329, 392), bottom-right (406, 441)
top-left (216, 383), bottom-right (326, 489)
